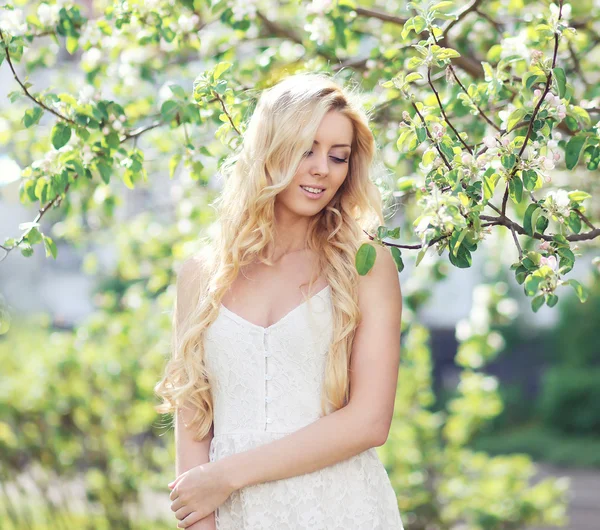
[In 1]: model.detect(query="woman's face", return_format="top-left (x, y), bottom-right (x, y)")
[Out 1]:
top-left (275, 110), bottom-right (353, 217)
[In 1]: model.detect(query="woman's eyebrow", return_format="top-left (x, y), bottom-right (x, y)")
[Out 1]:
top-left (313, 140), bottom-right (352, 148)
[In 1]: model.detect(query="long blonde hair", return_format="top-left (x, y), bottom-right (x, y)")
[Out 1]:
top-left (154, 72), bottom-right (386, 440)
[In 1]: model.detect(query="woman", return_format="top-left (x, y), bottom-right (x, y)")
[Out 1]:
top-left (155, 72), bottom-right (404, 529)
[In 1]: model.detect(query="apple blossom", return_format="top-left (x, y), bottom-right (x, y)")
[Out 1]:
top-left (544, 189), bottom-right (571, 217)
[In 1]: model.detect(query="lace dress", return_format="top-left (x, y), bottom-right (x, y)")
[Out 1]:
top-left (205, 284), bottom-right (404, 529)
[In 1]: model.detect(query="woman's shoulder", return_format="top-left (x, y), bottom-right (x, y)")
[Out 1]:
top-left (177, 247), bottom-right (216, 291)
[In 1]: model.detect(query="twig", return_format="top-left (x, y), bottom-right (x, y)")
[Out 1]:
top-left (410, 102), bottom-right (452, 171)
top-left (510, 225), bottom-right (523, 260)
top-left (427, 68), bottom-right (473, 153)
top-left (500, 0), bottom-right (564, 217)
top-left (212, 92), bottom-right (241, 136)
top-left (354, 7), bottom-right (407, 25)
top-left (0, 29), bottom-right (77, 126)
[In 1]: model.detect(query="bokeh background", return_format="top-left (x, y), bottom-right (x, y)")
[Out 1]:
top-left (1, 0), bottom-right (599, 529)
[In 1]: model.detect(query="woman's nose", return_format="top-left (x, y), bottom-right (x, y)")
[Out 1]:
top-left (310, 154), bottom-right (329, 176)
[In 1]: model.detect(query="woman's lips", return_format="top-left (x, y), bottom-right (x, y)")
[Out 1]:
top-left (299, 185), bottom-right (325, 199)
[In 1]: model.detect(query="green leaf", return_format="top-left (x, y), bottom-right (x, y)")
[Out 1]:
top-left (66, 35), bottom-right (79, 54)
top-left (483, 173), bottom-right (497, 201)
top-left (553, 67), bottom-right (566, 98)
top-left (160, 100), bottom-right (179, 119)
top-left (20, 244), bottom-right (34, 258)
top-left (169, 84), bottom-right (187, 99)
top-left (51, 122), bottom-right (72, 150)
top-left (522, 169), bottom-right (537, 191)
top-left (404, 72), bottom-right (423, 84)
top-left (448, 244), bottom-right (472, 268)
top-left (531, 294), bottom-right (545, 312)
top-left (546, 293), bottom-right (559, 307)
top-left (450, 229), bottom-right (468, 257)
top-left (536, 215), bottom-right (549, 234)
top-left (26, 227), bottom-right (43, 245)
top-left (565, 135), bottom-right (586, 170)
top-left (435, 47), bottom-right (461, 60)
top-left (508, 175), bottom-right (523, 203)
top-left (43, 235), bottom-right (57, 259)
top-left (122, 169), bottom-right (135, 189)
top-left (507, 108), bottom-right (526, 132)
top-left (105, 131), bottom-right (120, 149)
top-left (430, 1), bottom-right (454, 10)
top-left (422, 148), bottom-right (437, 166)
top-left (568, 190), bottom-right (592, 203)
top-left (515, 265), bottom-right (528, 285)
top-left (501, 154), bottom-right (516, 169)
top-left (23, 107), bottom-right (44, 128)
top-left (523, 203), bottom-right (540, 236)
top-left (213, 61), bottom-right (232, 80)
top-left (97, 161), bottom-right (112, 184)
top-left (169, 153), bottom-right (182, 179)
top-left (401, 17), bottom-right (415, 40)
top-left (530, 208), bottom-right (543, 237)
top-left (415, 246), bottom-right (427, 267)
top-left (567, 211), bottom-right (581, 233)
top-left (355, 243), bottom-right (377, 275)
top-left (524, 272), bottom-right (543, 296)
top-left (390, 246), bottom-right (404, 272)
top-left (564, 279), bottom-right (588, 303)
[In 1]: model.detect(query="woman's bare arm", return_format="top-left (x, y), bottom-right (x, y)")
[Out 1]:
top-left (216, 245), bottom-right (402, 491)
top-left (173, 258), bottom-right (216, 529)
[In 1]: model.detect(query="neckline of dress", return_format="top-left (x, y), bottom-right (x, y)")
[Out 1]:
top-left (219, 284), bottom-right (331, 332)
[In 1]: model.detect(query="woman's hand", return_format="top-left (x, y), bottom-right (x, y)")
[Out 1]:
top-left (168, 461), bottom-right (233, 529)
top-left (186, 512), bottom-right (216, 530)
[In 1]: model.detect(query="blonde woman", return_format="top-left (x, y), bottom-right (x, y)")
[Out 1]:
top-left (155, 72), bottom-right (404, 530)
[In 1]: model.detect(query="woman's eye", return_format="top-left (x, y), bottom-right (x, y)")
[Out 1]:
top-left (303, 151), bottom-right (348, 164)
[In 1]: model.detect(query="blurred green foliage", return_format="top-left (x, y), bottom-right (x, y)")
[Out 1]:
top-left (539, 367), bottom-right (600, 436)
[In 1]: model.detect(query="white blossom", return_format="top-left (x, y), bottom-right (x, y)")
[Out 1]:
top-left (500, 34), bottom-right (529, 60)
top-left (307, 0), bottom-right (333, 15)
top-left (37, 3), bottom-right (61, 27)
top-left (544, 189), bottom-right (571, 217)
top-left (482, 135), bottom-right (497, 149)
top-left (176, 13), bottom-right (200, 33)
top-left (80, 21), bottom-right (103, 47)
top-left (304, 16), bottom-right (332, 46)
top-left (77, 84), bottom-right (97, 106)
top-left (81, 144), bottom-right (95, 166)
top-left (81, 47), bottom-right (103, 69)
top-left (231, 0), bottom-right (257, 21)
top-left (0, 7), bottom-right (27, 36)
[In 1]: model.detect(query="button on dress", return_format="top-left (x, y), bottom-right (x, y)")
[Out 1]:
top-left (205, 284), bottom-right (404, 529)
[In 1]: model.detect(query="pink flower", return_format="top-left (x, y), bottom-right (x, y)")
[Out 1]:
top-left (539, 240), bottom-right (550, 251)
top-left (482, 135), bottom-right (497, 149)
top-left (540, 255), bottom-right (558, 271)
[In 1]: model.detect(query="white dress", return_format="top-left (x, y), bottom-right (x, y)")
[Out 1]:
top-left (205, 284), bottom-right (404, 529)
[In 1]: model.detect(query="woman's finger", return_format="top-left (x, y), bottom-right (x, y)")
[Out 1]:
top-left (175, 505), bottom-right (193, 521)
top-left (177, 510), bottom-right (202, 529)
top-left (170, 496), bottom-right (184, 512)
top-left (169, 487), bottom-right (180, 502)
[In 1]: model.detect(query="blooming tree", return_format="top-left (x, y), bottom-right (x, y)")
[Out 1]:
top-left (0, 0), bottom-right (598, 526)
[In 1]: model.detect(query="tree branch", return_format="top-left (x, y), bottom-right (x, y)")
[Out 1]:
top-left (0, 29), bottom-right (77, 127)
top-left (427, 67), bottom-right (473, 153)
